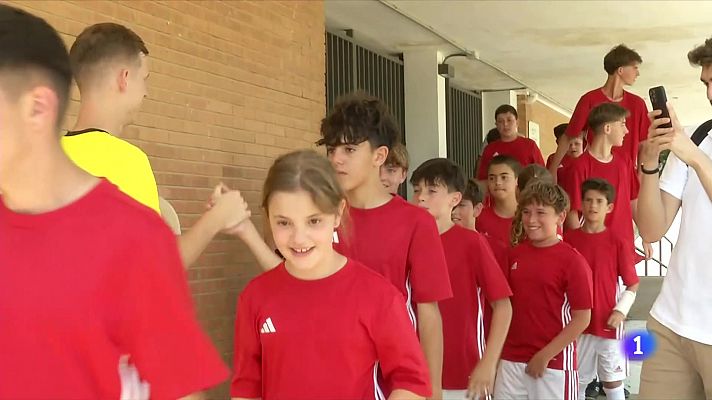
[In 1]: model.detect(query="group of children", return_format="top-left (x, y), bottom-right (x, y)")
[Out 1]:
top-left (0, 5), bottom-right (648, 399)
top-left (224, 90), bottom-right (643, 400)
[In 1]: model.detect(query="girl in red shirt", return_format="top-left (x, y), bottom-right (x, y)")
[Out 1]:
top-left (231, 150), bottom-right (431, 400)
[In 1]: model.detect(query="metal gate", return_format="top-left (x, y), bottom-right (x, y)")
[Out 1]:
top-left (326, 31), bottom-right (407, 196)
top-left (446, 84), bottom-right (483, 180)
top-left (326, 31), bottom-right (405, 141)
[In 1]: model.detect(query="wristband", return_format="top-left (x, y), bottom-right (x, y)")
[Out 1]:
top-left (613, 290), bottom-right (636, 316)
top-left (640, 163), bottom-right (660, 175)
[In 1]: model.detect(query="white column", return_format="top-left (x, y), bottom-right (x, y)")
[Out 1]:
top-left (403, 47), bottom-right (447, 196)
top-left (481, 90), bottom-right (517, 133)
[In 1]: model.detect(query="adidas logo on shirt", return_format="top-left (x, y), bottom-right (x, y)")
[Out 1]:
top-left (511, 262), bottom-right (518, 270)
top-left (260, 317), bottom-right (277, 334)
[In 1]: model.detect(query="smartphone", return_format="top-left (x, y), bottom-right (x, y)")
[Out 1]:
top-left (649, 86), bottom-right (673, 129)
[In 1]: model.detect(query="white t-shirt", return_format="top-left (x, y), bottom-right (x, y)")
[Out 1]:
top-left (651, 123), bottom-right (712, 344)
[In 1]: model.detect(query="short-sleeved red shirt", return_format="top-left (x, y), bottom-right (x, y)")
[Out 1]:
top-left (334, 195), bottom-right (453, 324)
top-left (439, 225), bottom-right (512, 389)
top-left (565, 229), bottom-right (640, 339)
top-left (0, 180), bottom-right (229, 399)
top-left (502, 241), bottom-right (593, 370)
top-left (231, 260), bottom-right (431, 399)
top-left (477, 137), bottom-right (545, 180)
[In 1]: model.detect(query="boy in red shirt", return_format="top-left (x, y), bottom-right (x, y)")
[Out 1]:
top-left (452, 178), bottom-right (508, 274)
top-left (231, 94), bottom-right (452, 397)
top-left (546, 123), bottom-right (585, 181)
top-left (0, 6), bottom-right (234, 398)
top-left (549, 44), bottom-right (649, 179)
top-left (565, 178), bottom-right (639, 400)
top-left (411, 158), bottom-right (512, 399)
top-left (232, 150), bottom-right (430, 400)
top-left (478, 155), bottom-right (521, 251)
top-left (477, 105), bottom-right (544, 182)
top-left (380, 142), bottom-right (409, 195)
top-left (451, 178), bottom-right (483, 231)
top-left (559, 102), bottom-right (652, 256)
top-left (495, 182), bottom-right (592, 399)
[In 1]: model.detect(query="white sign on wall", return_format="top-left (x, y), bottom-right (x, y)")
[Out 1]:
top-left (528, 121), bottom-right (540, 147)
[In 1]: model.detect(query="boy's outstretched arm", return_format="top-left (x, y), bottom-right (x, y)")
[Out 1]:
top-left (227, 218), bottom-right (282, 271)
top-left (468, 298), bottom-right (512, 397)
top-left (417, 302), bottom-right (444, 400)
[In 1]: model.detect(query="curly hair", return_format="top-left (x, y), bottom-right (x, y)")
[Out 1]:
top-left (511, 181), bottom-right (569, 246)
top-left (688, 37), bottom-right (712, 67)
top-left (318, 92), bottom-right (400, 150)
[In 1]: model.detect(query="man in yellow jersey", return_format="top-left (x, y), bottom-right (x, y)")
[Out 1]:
top-left (64, 22), bottom-right (247, 267)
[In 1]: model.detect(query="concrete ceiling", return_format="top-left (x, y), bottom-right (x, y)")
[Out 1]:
top-left (325, 0), bottom-right (712, 125)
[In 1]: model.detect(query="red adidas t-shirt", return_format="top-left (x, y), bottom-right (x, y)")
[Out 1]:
top-left (502, 241), bottom-right (593, 370)
top-left (565, 88), bottom-right (650, 165)
top-left (560, 151), bottom-right (639, 243)
top-left (484, 233), bottom-right (509, 274)
top-left (477, 136), bottom-right (545, 180)
top-left (231, 260), bottom-right (431, 399)
top-left (564, 229), bottom-right (639, 339)
top-left (334, 195), bottom-right (453, 321)
top-left (439, 225), bottom-right (512, 389)
top-left (476, 206), bottom-right (514, 252)
top-left (0, 180), bottom-right (228, 399)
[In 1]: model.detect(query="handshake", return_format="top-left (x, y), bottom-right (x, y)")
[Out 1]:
top-left (204, 182), bottom-right (254, 236)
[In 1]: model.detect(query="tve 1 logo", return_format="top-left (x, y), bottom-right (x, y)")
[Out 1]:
top-left (622, 329), bottom-right (656, 361)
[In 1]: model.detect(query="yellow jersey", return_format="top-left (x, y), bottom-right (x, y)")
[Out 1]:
top-left (61, 129), bottom-right (161, 214)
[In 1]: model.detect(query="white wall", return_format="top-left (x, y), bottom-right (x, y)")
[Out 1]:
top-left (481, 90), bottom-right (517, 134)
top-left (403, 47), bottom-right (448, 196)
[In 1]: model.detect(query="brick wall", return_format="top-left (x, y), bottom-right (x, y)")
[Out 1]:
top-left (7, 1), bottom-right (325, 396)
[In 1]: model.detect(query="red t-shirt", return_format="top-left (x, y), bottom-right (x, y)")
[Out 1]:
top-left (476, 206), bottom-right (514, 252)
top-left (564, 229), bottom-right (640, 339)
top-left (477, 136), bottom-right (545, 180)
top-left (502, 241), bottom-right (593, 370)
top-left (560, 151), bottom-right (639, 243)
top-left (438, 225), bottom-right (512, 389)
top-left (565, 88), bottom-right (650, 165)
top-left (231, 260), bottom-right (431, 399)
top-left (484, 233), bottom-right (509, 274)
top-left (546, 153), bottom-right (574, 181)
top-left (334, 195), bottom-right (453, 323)
top-left (0, 180), bottom-right (228, 399)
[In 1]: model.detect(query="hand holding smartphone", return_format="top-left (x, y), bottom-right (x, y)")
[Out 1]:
top-left (649, 86), bottom-right (673, 130)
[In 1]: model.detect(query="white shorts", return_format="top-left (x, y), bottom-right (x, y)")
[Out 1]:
top-left (494, 360), bottom-right (579, 400)
top-left (577, 334), bottom-right (627, 383)
top-left (442, 389), bottom-right (492, 400)
top-left (443, 389), bottom-right (467, 400)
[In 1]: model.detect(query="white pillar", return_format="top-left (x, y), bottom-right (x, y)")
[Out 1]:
top-left (403, 47), bottom-right (447, 197)
top-left (481, 90), bottom-right (517, 134)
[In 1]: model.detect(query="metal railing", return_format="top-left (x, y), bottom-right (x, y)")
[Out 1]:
top-left (637, 235), bottom-right (674, 277)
